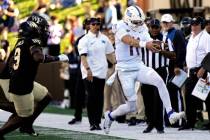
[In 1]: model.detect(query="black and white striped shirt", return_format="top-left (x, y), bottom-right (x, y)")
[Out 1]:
top-left (141, 33), bottom-right (169, 69)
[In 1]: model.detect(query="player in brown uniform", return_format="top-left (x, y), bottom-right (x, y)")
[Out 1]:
top-left (0, 14), bottom-right (69, 139)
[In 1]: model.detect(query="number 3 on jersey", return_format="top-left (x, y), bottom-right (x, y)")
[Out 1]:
top-left (13, 48), bottom-right (21, 70)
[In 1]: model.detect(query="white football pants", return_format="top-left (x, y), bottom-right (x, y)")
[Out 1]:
top-left (117, 64), bottom-right (172, 113)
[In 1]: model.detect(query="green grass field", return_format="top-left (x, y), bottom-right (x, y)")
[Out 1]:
top-left (43, 105), bottom-right (84, 115)
top-left (1, 105), bottom-right (130, 140)
top-left (0, 123), bottom-right (129, 140)
top-left (1, 105), bottom-right (208, 140)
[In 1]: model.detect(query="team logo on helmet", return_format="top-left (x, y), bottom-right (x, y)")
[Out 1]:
top-left (126, 10), bottom-right (132, 17)
top-left (18, 21), bottom-right (41, 40)
top-left (30, 15), bottom-right (44, 25)
top-left (27, 21), bottom-right (38, 28)
top-left (123, 6), bottom-right (145, 31)
top-left (26, 13), bottom-right (49, 46)
top-left (32, 39), bottom-right (41, 45)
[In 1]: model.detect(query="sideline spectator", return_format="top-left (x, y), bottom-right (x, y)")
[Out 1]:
top-left (179, 16), bottom-right (210, 131)
top-left (83, 2), bottom-right (95, 18)
top-left (161, 14), bottom-right (186, 127)
top-left (66, 45), bottom-right (78, 109)
top-left (104, 0), bottom-right (117, 30)
top-left (205, 17), bottom-right (210, 34)
top-left (68, 18), bottom-right (90, 125)
top-left (95, 0), bottom-right (106, 29)
top-left (144, 17), bottom-right (152, 28)
top-left (64, 16), bottom-right (74, 44)
top-left (78, 17), bottom-right (115, 131)
top-left (0, 47), bottom-right (6, 61)
top-left (33, 4), bottom-right (50, 21)
top-left (59, 61), bottom-right (70, 108)
top-left (50, 0), bottom-right (62, 9)
top-left (114, 0), bottom-right (122, 20)
top-left (180, 17), bottom-right (192, 41)
top-left (0, 39), bottom-right (9, 61)
top-left (47, 15), bottom-right (63, 56)
top-left (72, 16), bottom-right (84, 43)
top-left (0, 0), bottom-right (19, 39)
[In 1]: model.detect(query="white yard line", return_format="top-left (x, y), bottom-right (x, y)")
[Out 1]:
top-left (0, 111), bottom-right (209, 140)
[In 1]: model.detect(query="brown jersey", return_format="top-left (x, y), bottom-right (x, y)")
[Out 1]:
top-left (9, 38), bottom-right (42, 95)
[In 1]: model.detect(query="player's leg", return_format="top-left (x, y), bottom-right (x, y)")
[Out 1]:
top-left (109, 71), bottom-right (138, 117)
top-left (0, 92), bottom-right (34, 136)
top-left (0, 86), bottom-right (15, 113)
top-left (0, 113), bottom-right (27, 138)
top-left (0, 79), bottom-right (26, 137)
top-left (20, 82), bottom-right (52, 135)
top-left (137, 65), bottom-right (185, 124)
top-left (0, 80), bottom-right (32, 137)
top-left (103, 71), bottom-right (137, 134)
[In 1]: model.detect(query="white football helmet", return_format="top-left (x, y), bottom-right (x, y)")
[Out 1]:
top-left (123, 5), bottom-right (145, 31)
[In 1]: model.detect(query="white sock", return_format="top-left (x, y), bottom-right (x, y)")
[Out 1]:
top-left (110, 102), bottom-right (136, 119)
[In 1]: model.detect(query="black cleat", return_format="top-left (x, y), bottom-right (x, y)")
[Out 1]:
top-left (19, 127), bottom-right (39, 136)
top-left (143, 125), bottom-right (154, 133)
top-left (90, 125), bottom-right (96, 131)
top-left (95, 124), bottom-right (102, 130)
top-left (127, 117), bottom-right (137, 126)
top-left (68, 118), bottom-right (81, 125)
top-left (178, 124), bottom-right (194, 131)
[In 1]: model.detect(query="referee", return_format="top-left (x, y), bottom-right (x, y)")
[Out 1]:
top-left (141, 19), bottom-right (168, 133)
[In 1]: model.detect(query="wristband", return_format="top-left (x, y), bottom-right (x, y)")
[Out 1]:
top-left (139, 41), bottom-right (146, 48)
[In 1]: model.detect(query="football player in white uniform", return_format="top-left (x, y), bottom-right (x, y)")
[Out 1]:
top-left (103, 5), bottom-right (185, 134)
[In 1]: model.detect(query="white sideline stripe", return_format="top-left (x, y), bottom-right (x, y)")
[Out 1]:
top-left (0, 111), bottom-right (209, 140)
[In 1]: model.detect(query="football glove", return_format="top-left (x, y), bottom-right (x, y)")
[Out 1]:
top-left (58, 54), bottom-right (69, 62)
top-left (106, 71), bottom-right (117, 86)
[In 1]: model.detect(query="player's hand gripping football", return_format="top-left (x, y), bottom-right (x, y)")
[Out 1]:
top-left (146, 40), bottom-right (162, 53)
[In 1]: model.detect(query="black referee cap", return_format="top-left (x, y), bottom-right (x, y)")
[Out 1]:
top-left (150, 19), bottom-right (160, 27)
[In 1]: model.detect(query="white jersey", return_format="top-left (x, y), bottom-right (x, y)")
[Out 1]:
top-left (112, 20), bottom-right (153, 71)
top-left (78, 31), bottom-right (114, 79)
top-left (186, 30), bottom-right (210, 69)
